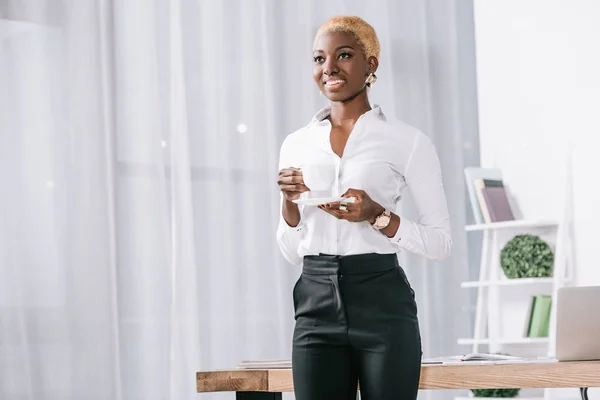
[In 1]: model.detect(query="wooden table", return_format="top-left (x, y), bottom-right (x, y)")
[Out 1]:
top-left (197, 360), bottom-right (600, 399)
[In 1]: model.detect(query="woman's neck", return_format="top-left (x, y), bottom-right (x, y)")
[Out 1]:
top-left (328, 90), bottom-right (371, 128)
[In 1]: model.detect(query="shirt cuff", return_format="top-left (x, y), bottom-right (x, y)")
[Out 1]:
top-left (280, 205), bottom-right (306, 235)
top-left (390, 216), bottom-right (413, 249)
top-left (276, 212), bottom-right (306, 266)
top-left (282, 218), bottom-right (305, 233)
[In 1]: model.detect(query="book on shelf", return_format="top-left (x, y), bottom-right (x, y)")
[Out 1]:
top-left (464, 166), bottom-right (516, 224)
top-left (478, 179), bottom-right (515, 223)
top-left (464, 167), bottom-right (503, 224)
top-left (525, 295), bottom-right (552, 337)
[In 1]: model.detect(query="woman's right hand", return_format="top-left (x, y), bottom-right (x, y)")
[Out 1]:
top-left (278, 168), bottom-right (309, 201)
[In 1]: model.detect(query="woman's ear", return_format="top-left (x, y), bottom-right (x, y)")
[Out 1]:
top-left (367, 56), bottom-right (379, 74)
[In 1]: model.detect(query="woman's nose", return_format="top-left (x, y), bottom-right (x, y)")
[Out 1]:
top-left (323, 58), bottom-right (339, 75)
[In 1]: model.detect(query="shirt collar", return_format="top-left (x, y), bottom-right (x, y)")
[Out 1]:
top-left (310, 104), bottom-right (388, 124)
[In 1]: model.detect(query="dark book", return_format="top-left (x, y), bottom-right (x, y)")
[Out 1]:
top-left (481, 185), bottom-right (515, 222)
top-left (482, 179), bottom-right (504, 188)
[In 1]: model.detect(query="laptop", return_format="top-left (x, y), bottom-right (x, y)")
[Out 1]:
top-left (555, 286), bottom-right (600, 361)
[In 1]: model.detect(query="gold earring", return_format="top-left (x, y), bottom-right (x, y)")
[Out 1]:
top-left (365, 73), bottom-right (377, 87)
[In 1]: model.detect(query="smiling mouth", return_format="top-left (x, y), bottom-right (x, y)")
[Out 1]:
top-left (324, 80), bottom-right (346, 89)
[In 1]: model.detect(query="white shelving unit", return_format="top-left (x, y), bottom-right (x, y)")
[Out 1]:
top-left (465, 219), bottom-right (560, 232)
top-left (461, 277), bottom-right (554, 288)
top-left (457, 337), bottom-right (549, 346)
top-left (458, 218), bottom-right (575, 400)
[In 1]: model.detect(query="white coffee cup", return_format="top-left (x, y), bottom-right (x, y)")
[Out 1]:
top-left (301, 164), bottom-right (336, 192)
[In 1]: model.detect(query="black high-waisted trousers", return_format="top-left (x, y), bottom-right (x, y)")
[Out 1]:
top-left (291, 253), bottom-right (422, 400)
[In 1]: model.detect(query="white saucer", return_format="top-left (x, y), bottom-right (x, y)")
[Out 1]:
top-left (292, 197), bottom-right (356, 206)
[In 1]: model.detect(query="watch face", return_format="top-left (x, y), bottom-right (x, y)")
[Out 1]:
top-left (375, 215), bottom-right (391, 229)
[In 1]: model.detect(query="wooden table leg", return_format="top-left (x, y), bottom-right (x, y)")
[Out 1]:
top-left (236, 392), bottom-right (282, 399)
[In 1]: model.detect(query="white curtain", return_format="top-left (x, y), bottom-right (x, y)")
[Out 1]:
top-left (0, 1), bottom-right (478, 399)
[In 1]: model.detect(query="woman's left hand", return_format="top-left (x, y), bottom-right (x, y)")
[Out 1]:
top-left (319, 188), bottom-right (384, 223)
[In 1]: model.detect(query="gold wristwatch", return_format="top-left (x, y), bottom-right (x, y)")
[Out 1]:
top-left (372, 209), bottom-right (391, 230)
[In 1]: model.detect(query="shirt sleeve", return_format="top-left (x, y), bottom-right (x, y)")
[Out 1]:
top-left (276, 194), bottom-right (306, 266)
top-left (275, 136), bottom-right (306, 266)
top-left (389, 134), bottom-right (452, 261)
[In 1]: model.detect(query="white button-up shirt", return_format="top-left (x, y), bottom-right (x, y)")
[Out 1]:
top-left (276, 105), bottom-right (452, 266)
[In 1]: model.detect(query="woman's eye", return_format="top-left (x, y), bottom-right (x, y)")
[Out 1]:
top-left (338, 53), bottom-right (351, 59)
top-left (313, 56), bottom-right (324, 63)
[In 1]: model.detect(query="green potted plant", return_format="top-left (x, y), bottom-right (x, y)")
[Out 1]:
top-left (500, 234), bottom-right (554, 279)
top-left (470, 388), bottom-right (520, 398)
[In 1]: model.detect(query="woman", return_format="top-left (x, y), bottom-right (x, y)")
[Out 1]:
top-left (276, 16), bottom-right (452, 400)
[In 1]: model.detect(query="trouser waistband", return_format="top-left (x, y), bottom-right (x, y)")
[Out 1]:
top-left (302, 253), bottom-right (398, 275)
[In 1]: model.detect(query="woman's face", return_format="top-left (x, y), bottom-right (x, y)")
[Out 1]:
top-left (312, 31), bottom-right (376, 102)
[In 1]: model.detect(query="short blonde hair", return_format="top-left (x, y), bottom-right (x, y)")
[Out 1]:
top-left (314, 16), bottom-right (380, 61)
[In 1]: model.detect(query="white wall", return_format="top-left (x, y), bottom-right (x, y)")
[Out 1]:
top-left (474, 0), bottom-right (600, 286)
